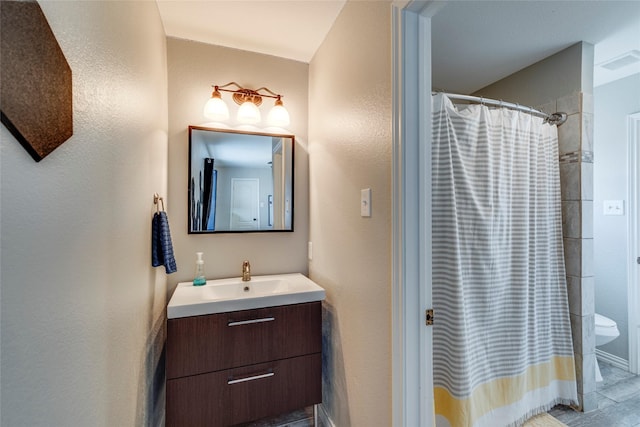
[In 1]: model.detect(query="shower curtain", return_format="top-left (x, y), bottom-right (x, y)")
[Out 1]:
top-left (432, 93), bottom-right (578, 427)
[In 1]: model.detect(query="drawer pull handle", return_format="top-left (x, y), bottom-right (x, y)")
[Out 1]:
top-left (227, 372), bottom-right (274, 385)
top-left (227, 317), bottom-right (275, 327)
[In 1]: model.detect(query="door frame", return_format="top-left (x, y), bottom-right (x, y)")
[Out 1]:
top-left (628, 112), bottom-right (640, 374)
top-left (391, 2), bottom-right (441, 426)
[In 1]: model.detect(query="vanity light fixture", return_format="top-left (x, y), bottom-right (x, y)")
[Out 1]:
top-left (203, 82), bottom-right (290, 127)
top-left (203, 86), bottom-right (229, 121)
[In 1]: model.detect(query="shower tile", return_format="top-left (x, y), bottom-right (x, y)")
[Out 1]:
top-left (571, 314), bottom-right (584, 356)
top-left (573, 352), bottom-right (598, 412)
top-left (581, 113), bottom-right (594, 152)
top-left (581, 201), bottom-right (593, 239)
top-left (562, 201), bottom-right (581, 238)
top-left (558, 113), bottom-right (581, 154)
top-left (581, 92), bottom-right (594, 114)
top-left (566, 276), bottom-right (594, 317)
top-left (564, 238), bottom-right (582, 277)
top-left (567, 276), bottom-right (581, 316)
top-left (571, 314), bottom-right (595, 357)
top-left (558, 93), bottom-right (581, 115)
top-left (581, 238), bottom-right (594, 277)
top-left (560, 163), bottom-right (581, 201)
top-left (583, 352), bottom-right (597, 394)
top-left (582, 318), bottom-right (596, 360)
top-left (581, 277), bottom-right (595, 316)
top-left (560, 151), bottom-right (580, 164)
top-left (575, 353), bottom-right (597, 398)
top-left (581, 163), bottom-right (593, 201)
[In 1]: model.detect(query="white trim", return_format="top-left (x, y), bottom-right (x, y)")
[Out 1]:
top-left (392, 2), bottom-right (434, 426)
top-left (418, 11), bottom-right (434, 427)
top-left (627, 112), bottom-right (640, 374)
top-left (596, 349), bottom-right (630, 372)
top-left (391, 5), bottom-right (405, 425)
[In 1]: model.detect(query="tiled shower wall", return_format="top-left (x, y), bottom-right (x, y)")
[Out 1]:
top-left (541, 92), bottom-right (596, 411)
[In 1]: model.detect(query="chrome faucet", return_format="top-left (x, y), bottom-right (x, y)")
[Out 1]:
top-left (242, 260), bottom-right (251, 282)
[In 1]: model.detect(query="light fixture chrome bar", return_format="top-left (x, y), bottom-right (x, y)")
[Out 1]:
top-left (435, 92), bottom-right (567, 125)
top-left (216, 82), bottom-right (282, 101)
top-left (204, 82), bottom-right (290, 126)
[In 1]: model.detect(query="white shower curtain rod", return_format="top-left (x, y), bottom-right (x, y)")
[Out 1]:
top-left (436, 92), bottom-right (567, 125)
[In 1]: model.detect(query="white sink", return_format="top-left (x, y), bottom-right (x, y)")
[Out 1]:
top-left (167, 273), bottom-right (325, 319)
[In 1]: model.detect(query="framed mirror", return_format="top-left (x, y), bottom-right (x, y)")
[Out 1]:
top-left (188, 126), bottom-right (294, 233)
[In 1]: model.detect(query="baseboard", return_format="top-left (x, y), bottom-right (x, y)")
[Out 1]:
top-left (317, 404), bottom-right (336, 427)
top-left (596, 349), bottom-right (629, 371)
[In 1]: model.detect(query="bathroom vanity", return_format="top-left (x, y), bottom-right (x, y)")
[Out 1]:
top-left (165, 274), bottom-right (324, 426)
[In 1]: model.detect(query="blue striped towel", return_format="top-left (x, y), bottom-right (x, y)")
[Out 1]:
top-left (152, 211), bottom-right (177, 274)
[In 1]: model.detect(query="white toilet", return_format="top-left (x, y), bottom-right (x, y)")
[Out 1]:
top-left (594, 313), bottom-right (620, 381)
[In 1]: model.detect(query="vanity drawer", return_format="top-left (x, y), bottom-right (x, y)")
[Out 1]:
top-left (166, 301), bottom-right (321, 379)
top-left (166, 353), bottom-right (321, 427)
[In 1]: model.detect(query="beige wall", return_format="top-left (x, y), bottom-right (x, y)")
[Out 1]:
top-left (308, 1), bottom-right (393, 425)
top-left (166, 38), bottom-right (309, 291)
top-left (0, 1), bottom-right (168, 425)
top-left (476, 42), bottom-right (594, 106)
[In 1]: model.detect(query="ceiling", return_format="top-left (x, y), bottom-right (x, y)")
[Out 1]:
top-left (156, 1), bottom-right (640, 92)
top-left (195, 129), bottom-right (275, 168)
top-left (156, 0), bottom-right (346, 63)
top-left (431, 0), bottom-right (640, 94)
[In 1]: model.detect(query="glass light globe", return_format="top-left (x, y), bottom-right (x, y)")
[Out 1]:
top-left (237, 101), bottom-right (261, 124)
top-left (267, 101), bottom-right (290, 127)
top-left (203, 95), bottom-right (229, 121)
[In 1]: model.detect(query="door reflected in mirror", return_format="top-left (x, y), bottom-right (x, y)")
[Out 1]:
top-left (189, 126), bottom-right (294, 233)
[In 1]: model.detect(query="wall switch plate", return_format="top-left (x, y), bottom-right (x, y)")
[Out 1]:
top-left (308, 242), bottom-right (313, 261)
top-left (361, 188), bottom-right (371, 217)
top-left (603, 200), bottom-right (624, 216)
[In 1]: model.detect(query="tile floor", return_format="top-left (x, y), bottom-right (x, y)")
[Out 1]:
top-left (235, 361), bottom-right (640, 427)
top-left (550, 361), bottom-right (640, 427)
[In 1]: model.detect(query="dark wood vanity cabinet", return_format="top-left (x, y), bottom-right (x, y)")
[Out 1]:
top-left (166, 301), bottom-right (322, 426)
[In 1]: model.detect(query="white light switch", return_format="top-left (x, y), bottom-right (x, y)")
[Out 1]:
top-left (308, 242), bottom-right (313, 261)
top-left (603, 200), bottom-right (624, 216)
top-left (361, 188), bottom-right (371, 217)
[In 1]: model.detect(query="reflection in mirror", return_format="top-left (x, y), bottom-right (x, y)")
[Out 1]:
top-left (189, 126), bottom-right (294, 233)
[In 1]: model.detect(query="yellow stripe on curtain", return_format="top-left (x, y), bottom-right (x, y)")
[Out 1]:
top-left (435, 356), bottom-right (576, 427)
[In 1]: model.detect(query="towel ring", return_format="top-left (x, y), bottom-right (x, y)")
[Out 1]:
top-left (153, 193), bottom-right (165, 213)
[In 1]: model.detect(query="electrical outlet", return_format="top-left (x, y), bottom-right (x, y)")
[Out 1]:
top-left (603, 200), bottom-right (624, 216)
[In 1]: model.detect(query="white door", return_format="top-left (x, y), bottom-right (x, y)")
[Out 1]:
top-left (230, 178), bottom-right (260, 230)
